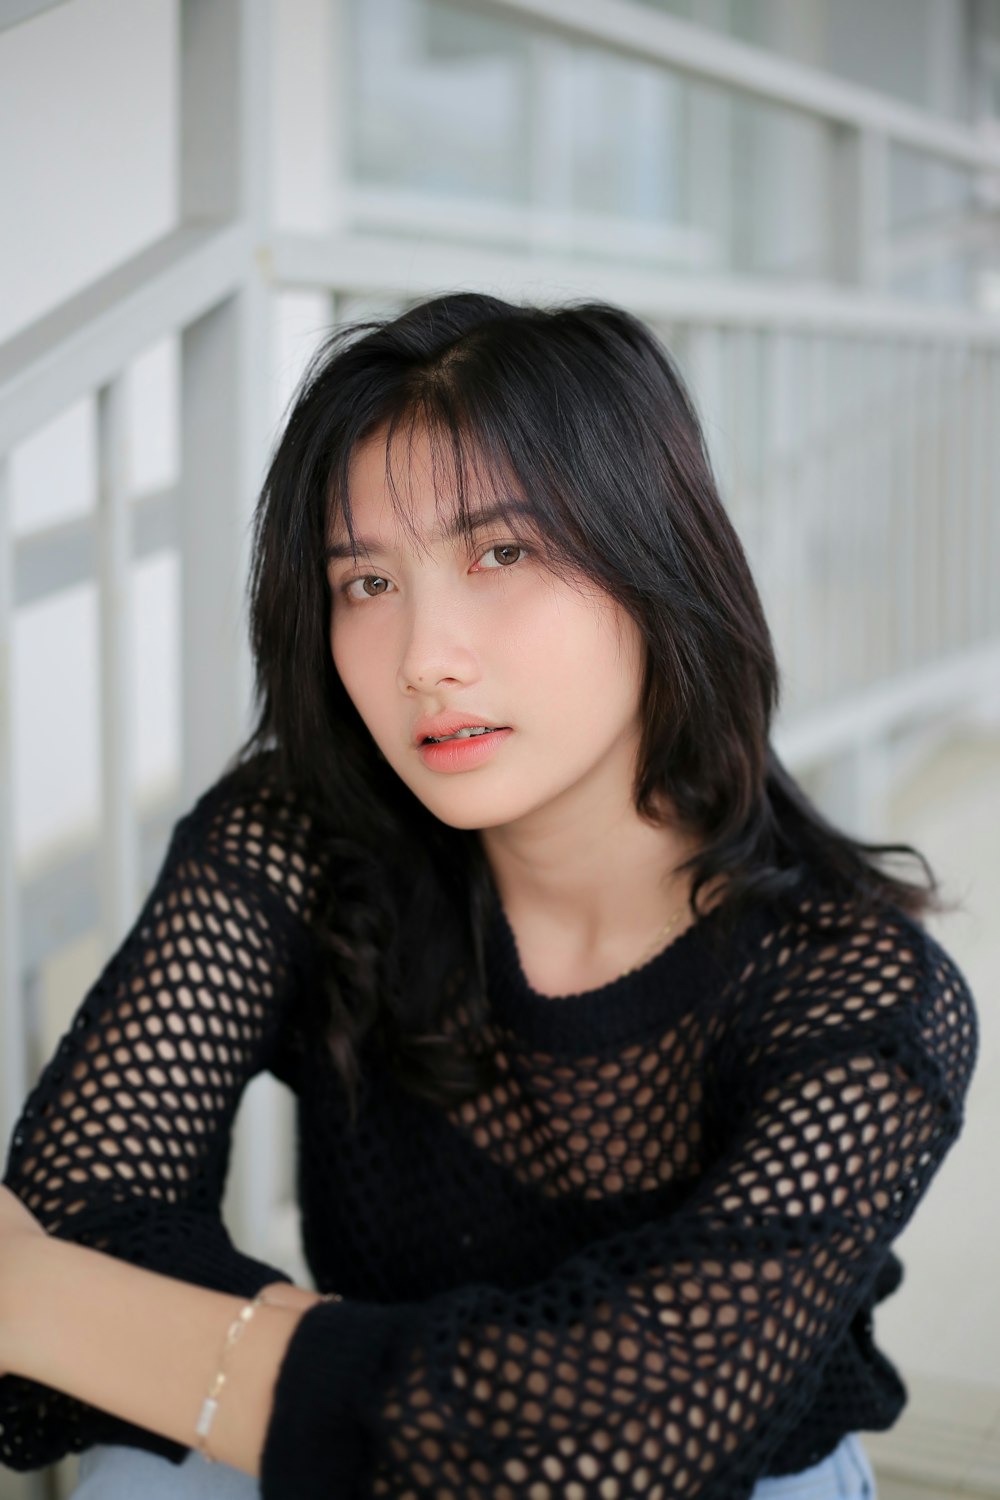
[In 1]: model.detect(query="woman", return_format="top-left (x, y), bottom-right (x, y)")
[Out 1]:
top-left (0, 292), bottom-right (978, 1500)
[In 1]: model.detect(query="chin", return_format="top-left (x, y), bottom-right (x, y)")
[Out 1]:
top-left (415, 789), bottom-right (529, 833)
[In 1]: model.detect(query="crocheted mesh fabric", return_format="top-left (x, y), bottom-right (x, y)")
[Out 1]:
top-left (0, 764), bottom-right (978, 1500)
top-left (0, 777), bottom-right (322, 1469)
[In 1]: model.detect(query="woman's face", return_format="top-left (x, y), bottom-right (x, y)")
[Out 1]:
top-left (326, 423), bottom-right (647, 834)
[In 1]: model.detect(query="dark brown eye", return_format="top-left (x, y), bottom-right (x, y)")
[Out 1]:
top-left (478, 542), bottom-right (529, 570)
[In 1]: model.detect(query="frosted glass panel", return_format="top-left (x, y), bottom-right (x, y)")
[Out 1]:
top-left (570, 53), bottom-right (682, 224)
top-left (351, 0), bottom-right (531, 201)
top-left (346, 0), bottom-right (837, 279)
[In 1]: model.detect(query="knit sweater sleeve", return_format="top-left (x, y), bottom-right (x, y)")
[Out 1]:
top-left (259, 901), bottom-right (978, 1500)
top-left (0, 762), bottom-right (322, 1473)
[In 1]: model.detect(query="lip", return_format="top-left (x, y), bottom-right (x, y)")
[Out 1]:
top-left (416, 727), bottom-right (513, 773)
top-left (413, 713), bottom-right (510, 746)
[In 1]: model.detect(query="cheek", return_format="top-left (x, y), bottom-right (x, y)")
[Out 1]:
top-left (328, 611), bottom-right (361, 700)
top-left (329, 612), bottom-right (394, 731)
top-left (328, 610), bottom-right (342, 677)
top-left (531, 602), bottom-right (629, 696)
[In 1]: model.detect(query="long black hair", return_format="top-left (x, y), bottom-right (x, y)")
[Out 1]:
top-left (230, 290), bottom-right (955, 1126)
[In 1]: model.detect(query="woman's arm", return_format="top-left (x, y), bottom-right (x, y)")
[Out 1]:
top-left (0, 1204), bottom-right (320, 1479)
top-left (0, 764), bottom-right (332, 1472)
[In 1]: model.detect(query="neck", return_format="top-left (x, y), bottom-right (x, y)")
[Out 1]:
top-left (479, 792), bottom-right (701, 970)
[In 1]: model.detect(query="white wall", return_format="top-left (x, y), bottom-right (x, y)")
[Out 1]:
top-left (0, 0), bottom-right (177, 343)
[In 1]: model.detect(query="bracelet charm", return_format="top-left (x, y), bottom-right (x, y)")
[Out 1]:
top-left (196, 1288), bottom-right (342, 1463)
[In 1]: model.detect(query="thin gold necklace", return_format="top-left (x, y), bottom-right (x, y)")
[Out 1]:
top-left (616, 900), bottom-right (690, 980)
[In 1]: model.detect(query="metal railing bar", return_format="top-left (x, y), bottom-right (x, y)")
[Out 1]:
top-left (774, 639), bottom-right (1000, 769)
top-left (343, 183), bottom-right (719, 265)
top-left (888, 204), bottom-right (1000, 274)
top-left (0, 221), bottom-right (250, 455)
top-left (272, 231), bottom-right (1000, 341)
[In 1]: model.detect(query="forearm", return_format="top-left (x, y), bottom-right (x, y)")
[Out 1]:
top-left (1, 1232), bottom-right (307, 1478)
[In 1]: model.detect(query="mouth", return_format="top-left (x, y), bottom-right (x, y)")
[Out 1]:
top-left (421, 726), bottom-right (511, 745)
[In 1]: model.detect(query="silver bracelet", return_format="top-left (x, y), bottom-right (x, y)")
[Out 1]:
top-left (195, 1287), bottom-right (342, 1463)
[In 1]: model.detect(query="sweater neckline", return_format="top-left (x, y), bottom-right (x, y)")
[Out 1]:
top-left (483, 882), bottom-right (736, 1052)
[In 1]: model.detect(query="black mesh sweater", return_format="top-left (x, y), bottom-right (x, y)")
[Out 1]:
top-left (0, 760), bottom-right (978, 1500)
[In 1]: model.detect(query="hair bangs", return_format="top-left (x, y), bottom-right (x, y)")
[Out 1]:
top-left (325, 370), bottom-right (591, 592)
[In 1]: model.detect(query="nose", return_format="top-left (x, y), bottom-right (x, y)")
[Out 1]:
top-left (396, 592), bottom-right (479, 696)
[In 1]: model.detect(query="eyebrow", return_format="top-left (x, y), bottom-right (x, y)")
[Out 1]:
top-left (324, 502), bottom-right (537, 562)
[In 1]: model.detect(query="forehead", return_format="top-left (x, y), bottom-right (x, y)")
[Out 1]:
top-left (328, 420), bottom-right (529, 552)
top-left (342, 423), bottom-right (442, 519)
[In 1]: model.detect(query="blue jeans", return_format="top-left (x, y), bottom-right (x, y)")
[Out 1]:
top-left (72, 1432), bottom-right (876, 1498)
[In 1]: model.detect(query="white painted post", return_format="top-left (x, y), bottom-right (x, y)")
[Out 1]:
top-left (875, 338), bottom-right (897, 682)
top-left (967, 348), bottom-right (988, 642)
top-left (328, 0), bottom-right (352, 236)
top-left (991, 355), bottom-right (1000, 640)
top-left (730, 325), bottom-right (761, 549)
top-left (921, 343), bottom-right (945, 666)
top-left (864, 338), bottom-right (884, 681)
top-left (687, 322), bottom-right (733, 497)
top-left (178, 0), bottom-right (271, 806)
top-left (831, 125), bottom-right (890, 291)
top-left (686, 0), bottom-right (733, 270)
top-left (527, 34), bottom-right (576, 255)
top-left (894, 342), bottom-right (917, 676)
top-left (762, 330), bottom-right (799, 711)
top-left (804, 333), bottom-right (833, 708)
top-left (849, 336), bottom-right (867, 695)
top-left (823, 333), bottom-right (844, 696)
top-left (179, 298), bottom-right (254, 803)
top-left (846, 337), bottom-right (869, 695)
top-left (179, 0), bottom-right (285, 1268)
top-left (0, 454), bottom-right (29, 1146)
top-left (908, 342), bottom-right (926, 668)
top-left (96, 375), bottom-right (138, 952)
top-left (786, 330), bottom-right (814, 714)
top-left (946, 344), bottom-right (972, 651)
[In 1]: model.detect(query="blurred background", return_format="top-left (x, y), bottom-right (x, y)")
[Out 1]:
top-left (1, 1), bottom-right (998, 1496)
